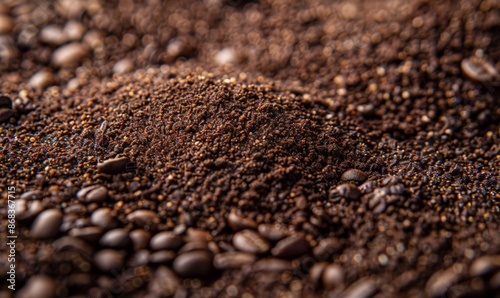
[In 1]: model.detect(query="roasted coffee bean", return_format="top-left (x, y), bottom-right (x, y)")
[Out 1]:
top-left (0, 14), bottom-right (14, 34)
top-left (40, 25), bottom-right (67, 46)
top-left (0, 95), bottom-right (12, 108)
top-left (91, 208), bottom-right (117, 230)
top-left (178, 241), bottom-right (209, 254)
top-left (17, 275), bottom-right (56, 298)
top-left (52, 42), bottom-right (89, 67)
top-left (341, 278), bottom-right (378, 298)
top-left (359, 180), bottom-right (376, 193)
top-left (77, 185), bottom-right (108, 203)
top-left (461, 56), bottom-right (498, 82)
top-left (149, 250), bottom-right (176, 264)
top-left (314, 238), bottom-right (343, 260)
top-left (213, 252), bottom-right (257, 270)
top-left (97, 157), bottom-right (133, 175)
top-left (257, 223), bottom-right (289, 242)
top-left (341, 169), bottom-right (367, 182)
top-left (185, 228), bottom-right (212, 242)
top-left (228, 211), bottom-right (257, 231)
top-left (150, 232), bottom-right (184, 251)
top-left (252, 258), bottom-right (292, 273)
top-left (469, 255), bottom-right (500, 277)
top-left (0, 108), bottom-right (14, 123)
top-left (64, 21), bottom-right (86, 41)
top-left (322, 264), bottom-right (344, 290)
top-left (69, 226), bottom-right (104, 243)
top-left (130, 229), bottom-right (151, 251)
top-left (129, 250), bottom-right (150, 267)
top-left (309, 262), bottom-right (327, 288)
top-left (148, 266), bottom-right (179, 296)
top-left (94, 249), bottom-right (125, 272)
top-left (173, 251), bottom-right (213, 278)
top-left (113, 58), bottom-right (134, 74)
top-left (233, 229), bottom-right (270, 254)
top-left (99, 228), bottom-right (131, 248)
top-left (126, 209), bottom-right (159, 227)
top-left (28, 70), bottom-right (56, 89)
top-left (271, 235), bottom-right (310, 259)
top-left (335, 184), bottom-right (361, 200)
top-left (31, 209), bottom-right (63, 239)
top-left (426, 265), bottom-right (464, 298)
top-left (53, 236), bottom-right (93, 255)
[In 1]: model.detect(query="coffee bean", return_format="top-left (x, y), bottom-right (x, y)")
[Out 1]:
top-left (150, 231), bottom-right (184, 251)
top-left (461, 56), bottom-right (498, 82)
top-left (0, 95), bottom-right (12, 108)
top-left (426, 265), bottom-right (464, 298)
top-left (215, 48), bottom-right (238, 65)
top-left (0, 15), bottom-right (13, 34)
top-left (173, 251), bottom-right (213, 278)
top-left (341, 278), bottom-right (378, 298)
top-left (228, 211), bottom-right (257, 231)
top-left (126, 209), bottom-right (159, 227)
top-left (490, 271), bottom-right (500, 290)
top-left (39, 25), bottom-right (67, 46)
top-left (271, 235), bottom-right (310, 259)
top-left (129, 249), bottom-right (150, 266)
top-left (99, 228), bottom-right (132, 248)
top-left (257, 223), bottom-right (289, 242)
top-left (31, 209), bottom-right (63, 239)
top-left (149, 250), bottom-right (176, 264)
top-left (91, 208), bottom-right (117, 230)
top-left (314, 238), bottom-right (344, 260)
top-left (113, 58), bottom-right (134, 74)
top-left (53, 236), bottom-right (93, 255)
top-left (322, 264), bottom-right (344, 289)
top-left (64, 21), bottom-right (86, 41)
top-left (359, 180), bottom-right (376, 193)
top-left (309, 262), bottom-right (327, 288)
top-left (252, 258), bottom-right (292, 272)
top-left (28, 70), bottom-right (56, 89)
top-left (341, 169), bottom-right (367, 182)
top-left (77, 185), bottom-right (108, 203)
top-left (94, 249), bottom-right (125, 272)
top-left (97, 156), bottom-right (133, 175)
top-left (69, 226), bottom-right (104, 243)
top-left (149, 266), bottom-right (179, 296)
top-left (51, 42), bottom-right (89, 67)
top-left (213, 252), bottom-right (257, 270)
top-left (233, 229), bottom-right (270, 254)
top-left (18, 275), bottom-right (56, 298)
top-left (0, 108), bottom-right (14, 123)
top-left (185, 228), bottom-right (212, 242)
top-left (335, 183), bottom-right (361, 200)
top-left (130, 229), bottom-right (151, 251)
top-left (178, 241), bottom-right (209, 254)
top-left (469, 255), bottom-right (500, 277)
top-left (17, 200), bottom-right (44, 223)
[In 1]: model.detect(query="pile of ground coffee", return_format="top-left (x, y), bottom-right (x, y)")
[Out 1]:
top-left (0, 0), bottom-right (499, 297)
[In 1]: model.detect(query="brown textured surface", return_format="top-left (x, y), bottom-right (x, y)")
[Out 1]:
top-left (1, 0), bottom-right (500, 297)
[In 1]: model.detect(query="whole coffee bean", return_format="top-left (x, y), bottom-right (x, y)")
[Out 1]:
top-left (18, 275), bottom-right (56, 298)
top-left (258, 223), bottom-right (288, 242)
top-left (130, 229), bottom-right (151, 251)
top-left (149, 250), bottom-right (176, 264)
top-left (0, 108), bottom-right (14, 123)
top-left (97, 156), bottom-right (133, 175)
top-left (149, 266), bottom-right (179, 296)
top-left (31, 209), bottom-right (63, 239)
top-left (77, 185), bottom-right (108, 203)
top-left (126, 209), bottom-right (159, 227)
top-left (99, 228), bottom-right (131, 248)
top-left (322, 264), bottom-right (344, 289)
top-left (309, 262), bottom-right (327, 288)
top-left (314, 238), bottom-right (344, 260)
top-left (341, 169), bottom-right (367, 182)
top-left (0, 14), bottom-right (13, 34)
top-left (129, 250), bottom-right (150, 267)
top-left (51, 42), bottom-right (89, 67)
top-left (113, 58), bottom-right (134, 74)
top-left (28, 70), bottom-right (56, 89)
top-left (469, 255), bottom-right (500, 277)
top-left (342, 278), bottom-right (378, 298)
top-left (490, 271), bottom-right (500, 290)
top-left (94, 249), bottom-right (125, 272)
top-left (178, 242), bottom-right (209, 254)
top-left (426, 266), bottom-right (463, 298)
top-left (252, 258), bottom-right (292, 272)
top-left (213, 252), bottom-right (257, 270)
top-left (227, 212), bottom-right (257, 231)
top-left (335, 184), bottom-right (361, 200)
top-left (359, 180), bottom-right (376, 193)
top-left (233, 229), bottom-right (270, 254)
top-left (173, 251), bottom-right (213, 278)
top-left (0, 95), bottom-right (12, 108)
top-left (53, 236), bottom-right (93, 255)
top-left (461, 56), bottom-right (498, 82)
top-left (271, 235), bottom-right (310, 259)
top-left (185, 228), bottom-right (212, 242)
top-left (39, 25), bottom-right (67, 46)
top-left (91, 208), bottom-right (117, 230)
top-left (150, 231), bottom-right (184, 251)
top-left (64, 21), bottom-right (86, 41)
top-left (69, 226), bottom-right (103, 243)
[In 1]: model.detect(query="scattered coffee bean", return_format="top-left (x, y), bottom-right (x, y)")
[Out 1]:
top-left (309, 262), bottom-right (327, 288)
top-left (252, 258), bottom-right (292, 273)
top-left (185, 228), bottom-right (212, 242)
top-left (64, 21), bottom-right (86, 41)
top-left (335, 183), bottom-right (361, 200)
top-left (426, 265), bottom-right (464, 298)
top-left (228, 211), bottom-right (257, 231)
top-left (18, 275), bottom-right (56, 298)
top-left (51, 42), bottom-right (89, 67)
top-left (469, 255), bottom-right (500, 277)
top-left (213, 252), bottom-right (257, 270)
top-left (461, 56), bottom-right (498, 82)
top-left (149, 250), bottom-right (176, 264)
top-left (0, 95), bottom-right (12, 108)
top-left (178, 241), bottom-right (209, 254)
top-left (258, 223), bottom-right (289, 242)
top-left (148, 266), bottom-right (179, 296)
top-left (91, 208), bottom-right (117, 230)
top-left (173, 251), bottom-right (213, 278)
top-left (314, 238), bottom-right (344, 260)
top-left (341, 278), bottom-right (378, 298)
top-left (31, 209), bottom-right (63, 239)
top-left (271, 235), bottom-right (310, 259)
top-left (99, 228), bottom-right (131, 248)
top-left (97, 156), bottom-right (133, 175)
top-left (150, 231), bottom-right (184, 251)
top-left (113, 58), bottom-right (134, 74)
top-left (130, 229), bottom-right (152, 251)
top-left (322, 264), bottom-right (344, 290)
top-left (233, 229), bottom-right (270, 254)
top-left (28, 70), bottom-right (56, 89)
top-left (126, 209), bottom-right (159, 227)
top-left (129, 249), bottom-right (150, 267)
top-left (69, 226), bottom-right (104, 243)
top-left (0, 108), bottom-right (14, 123)
top-left (77, 185), bottom-right (108, 203)
top-left (39, 25), bottom-right (67, 46)
top-left (94, 249), bottom-right (125, 272)
top-left (341, 169), bottom-right (367, 182)
top-left (0, 14), bottom-right (13, 34)
top-left (53, 236), bottom-right (93, 255)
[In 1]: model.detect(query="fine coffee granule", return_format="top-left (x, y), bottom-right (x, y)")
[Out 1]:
top-left (1, 0), bottom-right (500, 297)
